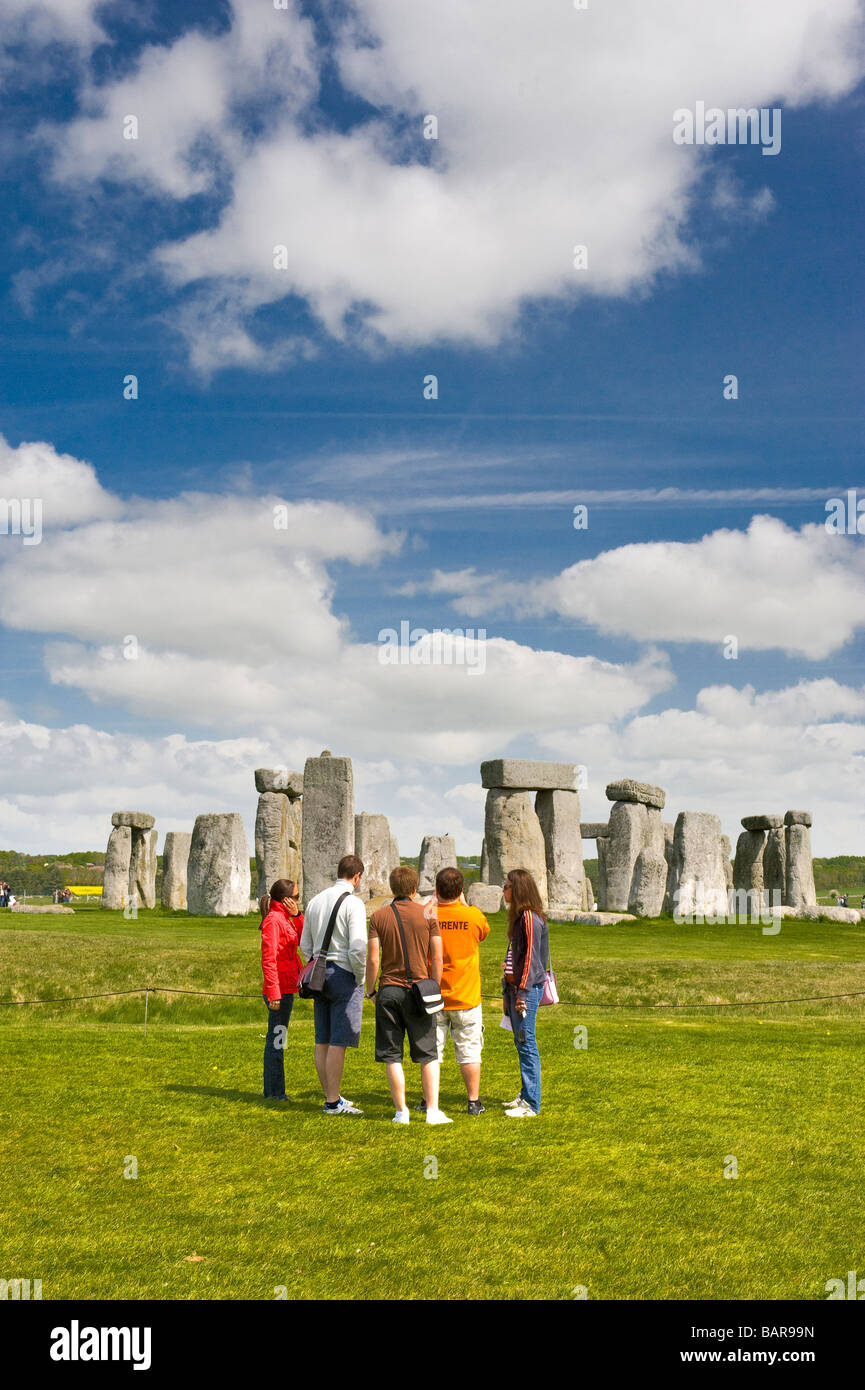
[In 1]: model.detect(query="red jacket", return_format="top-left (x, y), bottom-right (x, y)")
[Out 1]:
top-left (260, 900), bottom-right (305, 1001)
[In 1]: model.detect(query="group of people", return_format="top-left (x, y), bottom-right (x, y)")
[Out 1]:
top-left (0, 881), bottom-right (14, 907)
top-left (259, 855), bottom-right (550, 1122)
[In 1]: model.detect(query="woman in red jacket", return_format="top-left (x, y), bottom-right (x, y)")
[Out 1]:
top-left (260, 878), bottom-right (304, 1100)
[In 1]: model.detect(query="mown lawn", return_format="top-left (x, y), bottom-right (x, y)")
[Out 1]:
top-left (1, 908), bottom-right (864, 1300)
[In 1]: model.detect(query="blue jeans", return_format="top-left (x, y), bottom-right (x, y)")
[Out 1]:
top-left (263, 993), bottom-right (295, 1098)
top-left (507, 982), bottom-right (543, 1113)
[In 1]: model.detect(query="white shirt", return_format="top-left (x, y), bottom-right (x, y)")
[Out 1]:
top-left (300, 880), bottom-right (368, 987)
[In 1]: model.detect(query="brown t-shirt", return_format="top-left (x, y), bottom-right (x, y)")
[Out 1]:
top-left (369, 898), bottom-right (441, 988)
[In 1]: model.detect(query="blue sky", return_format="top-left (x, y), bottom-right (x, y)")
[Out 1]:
top-left (0, 0), bottom-right (864, 858)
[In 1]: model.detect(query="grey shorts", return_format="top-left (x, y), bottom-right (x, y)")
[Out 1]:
top-left (313, 962), bottom-right (363, 1048)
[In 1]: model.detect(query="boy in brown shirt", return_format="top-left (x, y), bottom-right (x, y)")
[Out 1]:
top-left (366, 865), bottom-right (452, 1125)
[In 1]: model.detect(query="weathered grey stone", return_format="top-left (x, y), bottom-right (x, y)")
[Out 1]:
top-left (581, 875), bottom-right (592, 911)
top-left (187, 813), bottom-right (251, 916)
top-left (479, 837), bottom-right (489, 883)
top-left (466, 882), bottom-right (503, 913)
top-left (795, 904), bottom-right (860, 924)
top-left (111, 810), bottom-right (155, 831)
top-left (596, 835), bottom-right (608, 912)
top-left (418, 834), bottom-right (457, 894)
top-left (355, 813), bottom-right (393, 900)
top-left (670, 812), bottom-right (728, 918)
top-left (580, 822), bottom-right (609, 839)
top-left (763, 825), bottom-right (786, 898)
top-left (556, 910), bottom-right (636, 925)
top-left (784, 810), bottom-right (813, 827)
top-left (605, 779), bottom-right (665, 810)
top-left (605, 801), bottom-right (648, 912)
top-left (628, 849), bottom-right (667, 917)
top-left (103, 825), bottom-right (131, 910)
top-left (254, 768), bottom-right (304, 798)
top-left (662, 823), bottom-right (677, 914)
top-left (130, 827), bottom-right (158, 910)
top-left (784, 822), bottom-right (817, 908)
top-left (481, 759), bottom-right (580, 791)
top-left (255, 793), bottom-right (301, 899)
top-left (720, 834), bottom-right (734, 890)
top-left (733, 830), bottom-right (765, 895)
top-left (161, 831), bottom-right (192, 911)
top-left (301, 752), bottom-right (354, 906)
top-left (389, 833), bottom-right (400, 870)
top-left (536, 788), bottom-right (583, 916)
top-left (483, 789), bottom-right (548, 907)
top-left (741, 814), bottom-right (783, 831)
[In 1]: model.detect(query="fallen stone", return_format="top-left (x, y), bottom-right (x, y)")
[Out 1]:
top-left (784, 810), bottom-right (813, 827)
top-left (11, 904), bottom-right (75, 913)
top-left (301, 752), bottom-right (354, 905)
top-left (795, 904), bottom-right (861, 924)
top-left (162, 831), bottom-right (192, 911)
top-left (355, 812), bottom-right (393, 900)
top-left (480, 759), bottom-right (581, 791)
top-left (187, 813), bottom-right (252, 916)
top-left (418, 834), bottom-right (457, 894)
top-left (741, 814), bottom-right (783, 831)
top-left (254, 768), bottom-right (304, 798)
top-left (103, 824), bottom-right (132, 910)
top-left (605, 779), bottom-right (666, 810)
top-left (483, 789), bottom-right (548, 906)
top-left (466, 883), bottom-right (504, 913)
top-left (111, 811), bottom-right (155, 831)
top-left (554, 910), bottom-right (636, 924)
top-left (536, 788), bottom-right (584, 916)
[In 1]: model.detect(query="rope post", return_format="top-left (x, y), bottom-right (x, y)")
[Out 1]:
top-left (143, 987), bottom-right (149, 1041)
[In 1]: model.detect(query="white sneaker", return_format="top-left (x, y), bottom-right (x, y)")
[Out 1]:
top-left (505, 1099), bottom-right (539, 1119)
top-left (503, 1095), bottom-right (523, 1109)
top-left (392, 1110), bottom-right (410, 1125)
top-left (426, 1108), bottom-right (454, 1126)
top-left (323, 1099), bottom-right (363, 1116)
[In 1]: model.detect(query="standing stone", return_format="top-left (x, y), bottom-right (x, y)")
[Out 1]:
top-left (418, 834), bottom-right (457, 894)
top-left (355, 813), bottom-right (393, 900)
top-left (733, 830), bottom-right (765, 895)
top-left (662, 822), bottom-right (677, 914)
top-left (467, 883), bottom-right (503, 913)
top-left (389, 833), bottom-right (400, 869)
top-left (628, 847), bottom-right (667, 918)
top-left (301, 751), bottom-right (354, 906)
top-left (483, 790), bottom-right (548, 907)
top-left (605, 801), bottom-right (648, 912)
top-left (480, 837), bottom-right (489, 884)
top-left (255, 792), bottom-right (293, 899)
top-left (670, 812), bottom-right (728, 918)
top-left (763, 825), bottom-right (786, 900)
top-left (535, 788), bottom-right (583, 916)
top-left (130, 828), bottom-right (157, 909)
top-left (720, 834), bottom-right (734, 890)
top-left (596, 836), bottom-right (608, 912)
top-left (187, 813), bottom-right (251, 916)
top-left (103, 825), bottom-right (132, 910)
top-left (784, 811), bottom-right (816, 908)
top-left (162, 831), bottom-right (192, 911)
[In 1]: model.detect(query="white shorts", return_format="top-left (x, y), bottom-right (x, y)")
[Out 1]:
top-left (435, 1004), bottom-right (484, 1064)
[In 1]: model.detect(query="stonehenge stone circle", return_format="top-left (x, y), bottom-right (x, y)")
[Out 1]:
top-left (161, 831), bottom-right (192, 911)
top-left (103, 825), bottom-right (132, 910)
top-left (481, 759), bottom-right (581, 791)
top-left (418, 834), bottom-right (457, 893)
top-left (301, 751), bottom-right (354, 906)
top-left (111, 811), bottom-right (155, 831)
top-left (187, 813), bottom-right (251, 916)
top-left (535, 788), bottom-right (584, 916)
top-left (355, 812), bottom-right (393, 900)
top-left (466, 882), bottom-right (504, 912)
top-left (483, 789), bottom-right (548, 908)
top-left (254, 768), bottom-right (304, 798)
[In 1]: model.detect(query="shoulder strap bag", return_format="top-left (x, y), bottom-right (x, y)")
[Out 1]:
top-left (540, 923), bottom-right (559, 1006)
top-left (298, 891), bottom-right (351, 999)
top-left (391, 900), bottom-right (444, 1016)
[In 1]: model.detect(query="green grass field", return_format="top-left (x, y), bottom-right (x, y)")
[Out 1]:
top-left (1, 907), bottom-right (864, 1300)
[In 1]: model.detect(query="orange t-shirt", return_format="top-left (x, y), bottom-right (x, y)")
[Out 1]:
top-left (434, 901), bottom-right (490, 1010)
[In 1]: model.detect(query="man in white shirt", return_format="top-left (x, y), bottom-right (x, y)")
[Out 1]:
top-left (301, 854), bottom-right (368, 1116)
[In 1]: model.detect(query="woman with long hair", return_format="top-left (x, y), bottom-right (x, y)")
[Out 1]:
top-left (260, 878), bottom-right (304, 1100)
top-left (501, 868), bottom-right (549, 1118)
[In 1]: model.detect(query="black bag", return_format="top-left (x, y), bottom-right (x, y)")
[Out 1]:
top-left (298, 891), bottom-right (351, 999)
top-left (391, 901), bottom-right (444, 1016)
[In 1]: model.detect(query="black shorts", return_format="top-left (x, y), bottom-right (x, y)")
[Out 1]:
top-left (374, 985), bottom-right (438, 1064)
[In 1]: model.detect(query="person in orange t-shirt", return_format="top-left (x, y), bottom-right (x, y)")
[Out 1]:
top-left (429, 865), bottom-right (491, 1116)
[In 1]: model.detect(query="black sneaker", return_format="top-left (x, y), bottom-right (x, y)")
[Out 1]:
top-left (467, 1099), bottom-right (486, 1116)
top-left (414, 1099), bottom-right (427, 1113)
